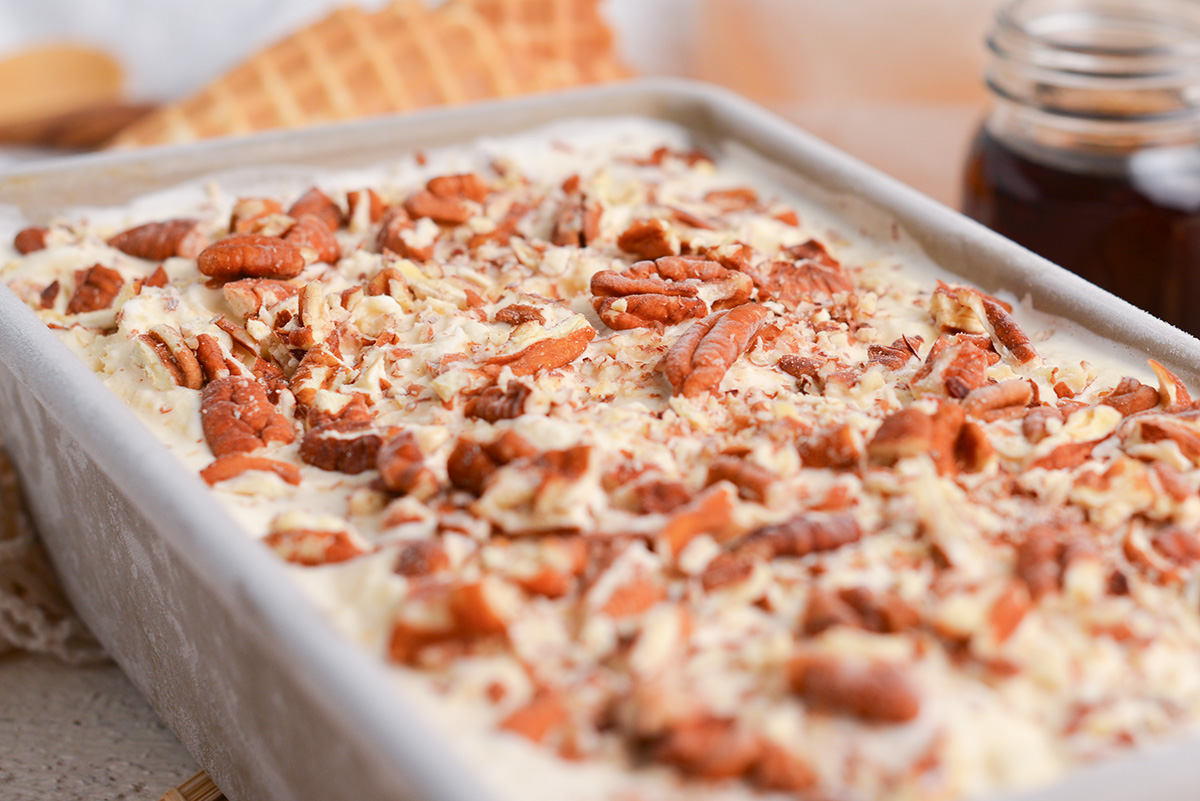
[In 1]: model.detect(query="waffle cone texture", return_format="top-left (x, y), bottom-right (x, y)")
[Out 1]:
top-left (109, 0), bottom-right (628, 148)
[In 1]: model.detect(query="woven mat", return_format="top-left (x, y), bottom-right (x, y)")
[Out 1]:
top-left (161, 772), bottom-right (226, 801)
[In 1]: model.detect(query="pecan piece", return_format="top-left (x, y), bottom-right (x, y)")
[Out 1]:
top-left (1150, 359), bottom-right (1193, 410)
top-left (755, 247), bottom-right (853, 307)
top-left (197, 235), bottom-right (305, 282)
top-left (465, 382), bottom-right (531, 422)
top-left (66, 264), bottom-right (124, 314)
top-left (200, 375), bottom-right (294, 457)
top-left (300, 419), bottom-right (392, 475)
top-left (494, 304), bottom-right (545, 326)
top-left (500, 687), bottom-right (569, 744)
top-left (283, 214), bottom-right (341, 264)
top-left (804, 587), bottom-right (919, 636)
top-left (594, 294), bottom-right (708, 330)
top-left (405, 174), bottom-right (487, 226)
top-left (375, 206), bottom-right (432, 261)
top-left (663, 304), bottom-right (769, 397)
top-left (550, 175), bottom-right (602, 247)
top-left (867, 336), bottom-right (920, 371)
top-left (14, 226), bottom-right (48, 254)
top-left (39, 281), bottom-right (59, 309)
top-left (108, 219), bottom-right (207, 260)
top-left (658, 483), bottom-right (737, 554)
top-left (229, 197), bottom-right (285, 234)
top-left (138, 324), bottom-right (204, 390)
top-left (705, 454), bottom-right (776, 502)
top-left (963, 379), bottom-right (1033, 417)
top-left (1102, 376), bottom-right (1161, 416)
top-left (200, 454), bottom-right (302, 486)
top-left (652, 716), bottom-right (761, 781)
top-left (264, 528), bottom-right (364, 566)
top-left (484, 320), bottom-right (595, 377)
top-left (733, 513), bottom-right (861, 560)
top-left (377, 431), bottom-right (437, 497)
top-left (395, 540), bottom-right (450, 577)
top-left (617, 218), bottom-right (676, 260)
top-left (1030, 439), bottom-right (1100, 470)
top-left (446, 431), bottom-right (537, 496)
top-left (287, 187), bottom-right (343, 231)
top-left (346, 188), bottom-right (385, 225)
top-left (789, 654), bottom-right (920, 723)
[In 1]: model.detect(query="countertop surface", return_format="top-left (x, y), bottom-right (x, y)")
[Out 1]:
top-left (0, 100), bottom-right (980, 801)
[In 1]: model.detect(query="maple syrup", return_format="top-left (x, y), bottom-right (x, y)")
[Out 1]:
top-left (961, 0), bottom-right (1200, 335)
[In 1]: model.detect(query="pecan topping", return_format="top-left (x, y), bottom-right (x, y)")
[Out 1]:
top-left (867, 336), bottom-right (921, 371)
top-left (287, 187), bottom-right (343, 231)
top-left (222, 277), bottom-right (300, 320)
top-left (283, 214), bottom-right (341, 264)
top-left (616, 218), bottom-right (676, 260)
top-left (1149, 359), bottom-right (1193, 411)
top-left (346, 188), bottom-right (385, 225)
top-left (108, 219), bottom-right (207, 260)
top-left (14, 226), bottom-right (48, 254)
top-left (591, 255), bottom-right (751, 330)
top-left (494, 304), bottom-right (545, 326)
top-left (138, 325), bottom-right (204, 390)
top-left (375, 207), bottom-right (432, 261)
top-left (377, 430), bottom-right (437, 497)
top-left (658, 483), bottom-right (737, 554)
top-left (395, 540), bottom-right (450, 577)
top-left (705, 454), bottom-right (776, 502)
top-left (229, 197), bottom-right (285, 234)
top-left (405, 173), bottom-right (487, 225)
top-left (663, 304), bottom-right (769, 397)
top-left (868, 402), bottom-right (966, 475)
top-left (446, 431), bottom-right (537, 496)
top-left (484, 320), bottom-right (595, 377)
top-left (963, 379), bottom-right (1033, 418)
top-left (66, 264), bottom-right (124, 314)
top-left (500, 687), bottom-right (568, 744)
top-left (200, 454), bottom-right (302, 486)
top-left (755, 239), bottom-right (852, 307)
top-left (1016, 527), bottom-right (1064, 600)
top-left (733, 513), bottom-right (861, 560)
top-left (200, 375), bottom-right (294, 457)
top-left (1023, 405), bottom-right (1063, 442)
top-left (789, 654), bottom-right (920, 723)
top-left (798, 423), bottom-right (862, 470)
top-left (197, 235), bottom-right (305, 283)
top-left (631, 477), bottom-right (691, 514)
top-left (465, 382), bottom-right (531, 422)
top-left (652, 716), bottom-right (761, 781)
top-left (264, 528), bottom-right (364, 566)
top-left (1102, 376), bottom-right (1160, 416)
top-left (804, 586), bottom-right (920, 636)
top-left (39, 280), bottom-right (59, 309)
top-left (1030, 440), bottom-right (1100, 471)
top-left (300, 418), bottom-right (393, 475)
top-left (550, 175), bottom-right (602, 247)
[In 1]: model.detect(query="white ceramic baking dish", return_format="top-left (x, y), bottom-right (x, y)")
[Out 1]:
top-left (3, 78), bottom-right (1200, 801)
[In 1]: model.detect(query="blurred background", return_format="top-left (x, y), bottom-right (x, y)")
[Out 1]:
top-left (0, 0), bottom-right (1006, 206)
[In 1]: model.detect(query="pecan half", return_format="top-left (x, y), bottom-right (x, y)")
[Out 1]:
top-left (733, 513), bottom-right (861, 560)
top-left (14, 226), bottom-right (48, 254)
top-left (465, 382), bottom-right (531, 422)
top-left (617, 218), bottom-right (676, 260)
top-left (705, 454), bottom-right (776, 502)
top-left (662, 304), bottom-right (769, 397)
top-left (591, 255), bottom-right (750, 330)
top-left (108, 219), bottom-right (207, 260)
top-left (200, 454), bottom-right (302, 486)
top-left (755, 239), bottom-right (853, 307)
top-left (287, 187), bottom-right (343, 231)
top-left (200, 375), bottom-right (294, 457)
top-left (789, 654), bottom-right (920, 723)
top-left (65, 264), bottom-right (124, 314)
top-left (197, 235), bottom-right (305, 282)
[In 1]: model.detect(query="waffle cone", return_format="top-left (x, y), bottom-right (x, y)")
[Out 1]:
top-left (108, 0), bottom-right (628, 148)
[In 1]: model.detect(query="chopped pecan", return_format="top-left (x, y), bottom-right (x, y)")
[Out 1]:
top-left (108, 219), bottom-right (207, 260)
top-left (632, 477), bottom-right (691, 514)
top-left (283, 214), bottom-right (341, 264)
top-left (705, 187), bottom-right (759, 211)
top-left (1153, 527), bottom-right (1200, 566)
top-left (230, 197), bottom-right (285, 234)
top-left (869, 402), bottom-right (965, 475)
top-left (1014, 526), bottom-right (1094, 600)
top-left (979, 295), bottom-right (1038, 364)
top-left (733, 513), bottom-right (861, 560)
top-left (752, 742), bottom-right (817, 793)
top-left (1030, 440), bottom-right (1100, 471)
top-left (405, 174), bottom-right (486, 225)
top-left (500, 687), bottom-right (568, 744)
top-left (375, 206), bottom-right (432, 261)
top-left (1133, 416), bottom-right (1200, 462)
top-left (1150, 359), bottom-right (1192, 411)
top-left (14, 226), bottom-right (49, 254)
top-left (955, 420), bottom-right (994, 473)
top-left (377, 430), bottom-right (437, 496)
top-left (867, 336), bottom-right (921, 371)
top-left (652, 716), bottom-right (761, 781)
top-left (616, 218), bottom-right (676, 260)
top-left (798, 423), bottom-right (862, 470)
top-left (200, 375), bottom-right (295, 457)
top-left (550, 176), bottom-right (602, 247)
top-left (484, 320), bottom-right (595, 377)
top-left (429, 173), bottom-right (489, 203)
top-left (66, 264), bottom-right (124, 314)
top-left (300, 419), bottom-right (392, 475)
top-left (699, 552), bottom-right (754, 591)
top-left (1102, 376), bottom-right (1161, 416)
top-left (1153, 461), bottom-right (1192, 502)
top-left (465, 382), bottom-right (531, 422)
top-left (778, 354), bottom-right (823, 390)
top-left (658, 483), bottom-right (737, 554)
top-left (599, 575), bottom-right (666, 618)
top-left (494, 304), bottom-right (545, 326)
top-left (197, 235), bottom-right (305, 282)
top-left (200, 454), bottom-right (301, 486)
top-left (346, 188), bottom-right (385, 224)
top-left (264, 528), bottom-right (364, 566)
top-left (789, 654), bottom-right (919, 723)
top-left (194, 334), bottom-right (231, 382)
top-left (287, 187), bottom-right (343, 231)
top-left (705, 454), bottom-right (776, 502)
top-left (963, 379), bottom-right (1033, 417)
top-left (395, 540), bottom-right (451, 576)
top-left (446, 431), bottom-right (537, 496)
top-left (804, 587), bottom-right (919, 636)
top-left (139, 325), bottom-right (204, 390)
top-left (143, 265), bottom-right (169, 289)
top-left (39, 280), bottom-right (59, 309)
top-left (1023, 405), bottom-right (1063, 442)
top-left (662, 304), bottom-right (769, 397)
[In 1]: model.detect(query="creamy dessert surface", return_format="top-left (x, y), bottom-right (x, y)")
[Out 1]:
top-left (7, 118), bottom-right (1200, 801)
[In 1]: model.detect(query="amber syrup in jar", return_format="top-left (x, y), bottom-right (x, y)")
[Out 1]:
top-left (961, 0), bottom-right (1200, 335)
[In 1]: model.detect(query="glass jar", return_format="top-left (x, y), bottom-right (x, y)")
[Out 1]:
top-left (961, 0), bottom-right (1200, 335)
